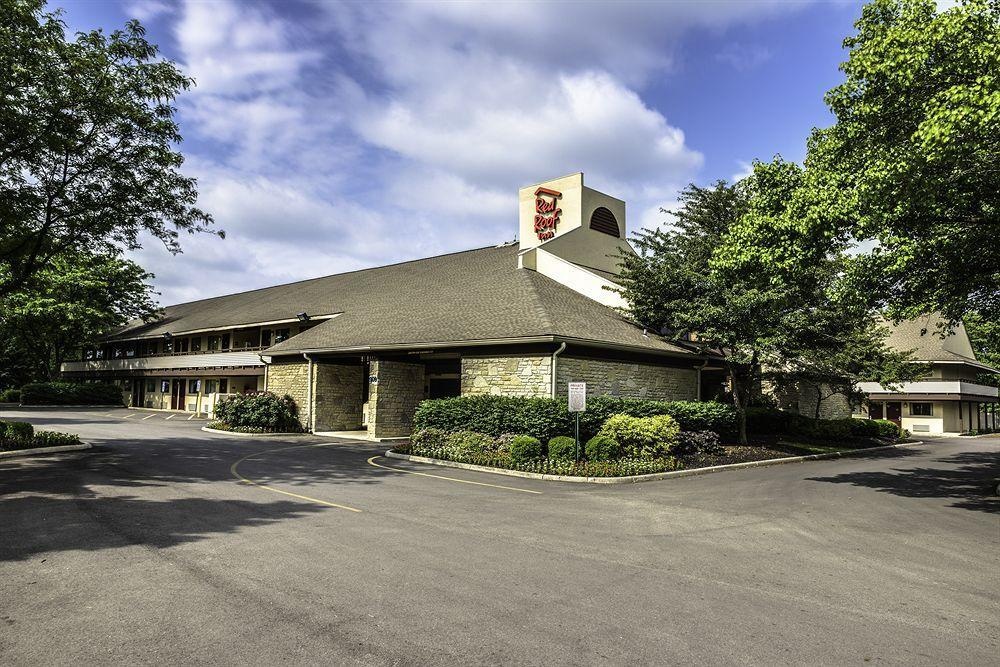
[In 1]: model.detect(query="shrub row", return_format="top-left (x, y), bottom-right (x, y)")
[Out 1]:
top-left (213, 392), bottom-right (303, 432)
top-left (20, 382), bottom-right (124, 406)
top-left (0, 421), bottom-right (82, 451)
top-left (412, 395), bottom-right (737, 442)
top-left (0, 388), bottom-right (21, 403)
top-left (745, 408), bottom-right (903, 440)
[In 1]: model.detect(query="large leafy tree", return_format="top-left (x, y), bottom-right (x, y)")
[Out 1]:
top-left (0, 252), bottom-right (158, 385)
top-left (808, 0), bottom-right (1000, 323)
top-left (0, 0), bottom-right (218, 297)
top-left (619, 160), bottom-right (918, 442)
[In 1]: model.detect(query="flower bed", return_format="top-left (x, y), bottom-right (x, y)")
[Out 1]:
top-left (0, 420), bottom-right (82, 451)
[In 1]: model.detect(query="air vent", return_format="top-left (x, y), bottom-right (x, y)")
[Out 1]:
top-left (589, 207), bottom-right (620, 237)
top-left (912, 424), bottom-right (930, 432)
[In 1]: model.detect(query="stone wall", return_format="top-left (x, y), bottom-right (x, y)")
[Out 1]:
top-left (797, 384), bottom-right (852, 420)
top-left (368, 359), bottom-right (425, 439)
top-left (313, 362), bottom-right (364, 431)
top-left (461, 356), bottom-right (552, 397)
top-left (555, 356), bottom-right (698, 401)
top-left (266, 360), bottom-right (310, 428)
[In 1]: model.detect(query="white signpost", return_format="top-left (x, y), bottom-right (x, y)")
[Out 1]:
top-left (568, 382), bottom-right (586, 460)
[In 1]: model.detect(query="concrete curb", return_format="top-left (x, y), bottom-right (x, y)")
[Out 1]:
top-left (0, 443), bottom-right (93, 459)
top-left (201, 426), bottom-right (308, 438)
top-left (384, 440), bottom-right (927, 485)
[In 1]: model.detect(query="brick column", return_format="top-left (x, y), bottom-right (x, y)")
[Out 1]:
top-left (367, 359), bottom-right (425, 439)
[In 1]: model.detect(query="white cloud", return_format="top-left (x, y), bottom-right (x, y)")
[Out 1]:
top-left (731, 160), bottom-right (755, 183)
top-left (124, 0), bottom-right (173, 22)
top-left (715, 43), bottom-right (773, 71)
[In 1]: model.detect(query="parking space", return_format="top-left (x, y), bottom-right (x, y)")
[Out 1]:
top-left (1, 407), bottom-right (997, 665)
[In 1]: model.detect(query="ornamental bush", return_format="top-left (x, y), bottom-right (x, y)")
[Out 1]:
top-left (598, 414), bottom-right (680, 459)
top-left (0, 388), bottom-right (21, 403)
top-left (584, 435), bottom-right (620, 461)
top-left (412, 395), bottom-right (737, 441)
top-left (445, 430), bottom-right (498, 456)
top-left (1, 421), bottom-right (33, 440)
top-left (846, 418), bottom-right (881, 438)
top-left (547, 436), bottom-right (577, 460)
top-left (20, 381), bottom-right (123, 406)
top-left (213, 392), bottom-right (302, 432)
top-left (509, 435), bottom-right (543, 462)
top-left (871, 419), bottom-right (903, 439)
top-left (673, 430), bottom-right (724, 456)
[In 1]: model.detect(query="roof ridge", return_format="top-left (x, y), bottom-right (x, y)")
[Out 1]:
top-left (155, 243), bottom-right (511, 310)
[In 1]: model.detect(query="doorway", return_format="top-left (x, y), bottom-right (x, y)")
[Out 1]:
top-left (885, 401), bottom-right (902, 425)
top-left (130, 379), bottom-right (146, 408)
top-left (170, 379), bottom-right (186, 410)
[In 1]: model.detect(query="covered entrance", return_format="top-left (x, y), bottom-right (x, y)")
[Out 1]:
top-left (170, 379), bottom-right (186, 411)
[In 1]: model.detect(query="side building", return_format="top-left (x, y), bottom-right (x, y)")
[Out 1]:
top-left (62, 173), bottom-right (726, 438)
top-left (856, 316), bottom-right (999, 435)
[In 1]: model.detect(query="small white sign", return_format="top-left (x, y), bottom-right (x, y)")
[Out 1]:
top-left (368, 375), bottom-right (379, 385)
top-left (568, 382), bottom-right (586, 412)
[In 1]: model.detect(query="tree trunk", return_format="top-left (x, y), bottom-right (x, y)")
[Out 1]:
top-left (729, 367), bottom-right (750, 445)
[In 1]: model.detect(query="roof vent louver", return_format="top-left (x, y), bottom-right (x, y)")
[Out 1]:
top-left (590, 207), bottom-right (620, 237)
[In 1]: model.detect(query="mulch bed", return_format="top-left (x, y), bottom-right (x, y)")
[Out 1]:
top-left (683, 444), bottom-right (820, 469)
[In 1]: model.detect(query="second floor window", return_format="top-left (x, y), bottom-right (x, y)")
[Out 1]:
top-left (190, 337), bottom-right (202, 352)
top-left (208, 336), bottom-right (220, 351)
top-left (274, 328), bottom-right (291, 344)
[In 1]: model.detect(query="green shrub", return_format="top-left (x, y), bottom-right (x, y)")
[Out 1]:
top-left (509, 435), bottom-right (543, 462)
top-left (413, 395), bottom-right (737, 442)
top-left (745, 407), bottom-right (804, 434)
top-left (410, 428), bottom-right (448, 449)
top-left (0, 388), bottom-right (21, 403)
top-left (673, 430), bottom-right (724, 456)
top-left (598, 414), bottom-right (680, 459)
top-left (846, 419), bottom-right (882, 438)
top-left (0, 428), bottom-right (81, 451)
top-left (547, 436), bottom-right (577, 460)
top-left (20, 382), bottom-right (123, 406)
top-left (872, 419), bottom-right (902, 439)
top-left (445, 430), bottom-right (498, 456)
top-left (214, 392), bottom-right (302, 432)
top-left (28, 431), bottom-right (81, 448)
top-left (1, 420), bottom-right (34, 440)
top-left (584, 435), bottom-right (620, 461)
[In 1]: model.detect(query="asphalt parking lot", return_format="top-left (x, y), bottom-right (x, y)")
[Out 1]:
top-left (1, 407), bottom-right (998, 665)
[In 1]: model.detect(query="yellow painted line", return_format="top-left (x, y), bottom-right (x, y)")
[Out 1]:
top-left (230, 446), bottom-right (362, 513)
top-left (366, 456), bottom-right (543, 495)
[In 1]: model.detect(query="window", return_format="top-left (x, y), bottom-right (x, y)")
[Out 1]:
top-left (260, 329), bottom-right (272, 347)
top-left (221, 334), bottom-right (231, 350)
top-left (160, 380), bottom-right (170, 393)
top-left (113, 347), bottom-right (123, 359)
top-left (164, 339), bottom-right (173, 354)
top-left (274, 328), bottom-right (291, 344)
top-left (205, 379), bottom-right (218, 394)
top-left (190, 337), bottom-right (202, 352)
top-left (178, 338), bottom-right (189, 353)
top-left (219, 379), bottom-right (228, 394)
top-left (188, 379), bottom-right (201, 393)
top-left (911, 402), bottom-right (933, 416)
top-left (145, 379), bottom-right (155, 393)
top-left (208, 336), bottom-right (220, 351)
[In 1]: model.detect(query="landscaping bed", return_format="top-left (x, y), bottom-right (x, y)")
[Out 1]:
top-left (209, 392), bottom-right (304, 434)
top-left (0, 420), bottom-right (83, 452)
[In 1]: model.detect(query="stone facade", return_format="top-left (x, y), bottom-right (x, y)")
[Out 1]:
top-left (265, 360), bottom-right (310, 428)
top-left (797, 384), bottom-right (852, 420)
top-left (313, 362), bottom-right (364, 431)
top-left (368, 359), bottom-right (425, 438)
top-left (461, 356), bottom-right (552, 397)
top-left (555, 356), bottom-right (698, 401)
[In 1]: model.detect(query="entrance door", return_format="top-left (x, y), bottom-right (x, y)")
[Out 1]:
top-left (885, 401), bottom-right (902, 425)
top-left (130, 379), bottom-right (145, 408)
top-left (170, 379), bottom-right (186, 410)
top-left (869, 402), bottom-right (884, 420)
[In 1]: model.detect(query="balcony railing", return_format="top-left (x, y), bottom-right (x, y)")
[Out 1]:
top-left (61, 349), bottom-right (266, 373)
top-left (858, 380), bottom-right (999, 399)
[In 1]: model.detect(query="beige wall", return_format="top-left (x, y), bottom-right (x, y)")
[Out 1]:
top-left (266, 360), bottom-right (310, 428)
top-left (461, 356), bottom-right (552, 397)
top-left (797, 384), bottom-right (853, 420)
top-left (554, 356), bottom-right (698, 401)
top-left (313, 362), bottom-right (365, 432)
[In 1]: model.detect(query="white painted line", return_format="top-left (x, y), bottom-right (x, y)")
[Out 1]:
top-left (142, 414), bottom-right (155, 420)
top-left (186, 414), bottom-right (195, 420)
top-left (121, 414), bottom-right (133, 419)
top-left (165, 414), bottom-right (175, 420)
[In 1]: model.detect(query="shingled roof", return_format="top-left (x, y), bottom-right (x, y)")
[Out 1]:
top-left (884, 315), bottom-right (997, 371)
top-left (111, 244), bottom-right (699, 358)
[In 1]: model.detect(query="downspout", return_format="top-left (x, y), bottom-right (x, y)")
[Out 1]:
top-left (551, 341), bottom-right (567, 398)
top-left (303, 353), bottom-right (314, 433)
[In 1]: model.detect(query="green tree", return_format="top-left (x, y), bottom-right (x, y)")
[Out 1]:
top-left (963, 310), bottom-right (1000, 386)
top-left (0, 252), bottom-right (158, 384)
top-left (0, 0), bottom-right (218, 297)
top-left (808, 0), bottom-right (1000, 324)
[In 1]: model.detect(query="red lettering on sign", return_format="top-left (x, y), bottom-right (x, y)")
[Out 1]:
top-left (532, 187), bottom-right (562, 241)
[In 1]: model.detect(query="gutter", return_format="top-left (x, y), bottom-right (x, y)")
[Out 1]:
top-left (551, 341), bottom-right (567, 398)
top-left (303, 353), bottom-right (314, 432)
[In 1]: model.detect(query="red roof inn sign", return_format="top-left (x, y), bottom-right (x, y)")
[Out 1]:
top-left (533, 187), bottom-right (562, 240)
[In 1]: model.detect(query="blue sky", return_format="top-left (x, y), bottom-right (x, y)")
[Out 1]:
top-left (55, 0), bottom-right (866, 304)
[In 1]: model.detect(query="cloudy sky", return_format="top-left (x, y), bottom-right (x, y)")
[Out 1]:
top-left (58, 0), bottom-right (868, 305)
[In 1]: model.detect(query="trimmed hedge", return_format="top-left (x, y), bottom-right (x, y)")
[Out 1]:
top-left (0, 388), bottom-right (20, 403)
top-left (0, 428), bottom-right (82, 451)
top-left (584, 435), bottom-right (620, 462)
top-left (214, 392), bottom-right (302, 432)
top-left (20, 382), bottom-right (124, 406)
top-left (547, 436), bottom-right (577, 460)
top-left (412, 395), bottom-right (737, 442)
top-left (746, 408), bottom-right (904, 441)
top-left (597, 414), bottom-right (680, 459)
top-left (1, 420), bottom-right (34, 440)
top-left (510, 435), bottom-right (543, 462)
top-left (674, 430), bottom-right (724, 456)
